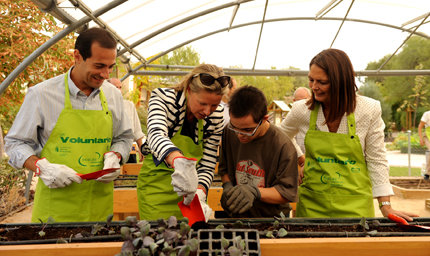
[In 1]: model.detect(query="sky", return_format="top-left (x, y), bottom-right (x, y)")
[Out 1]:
top-left (62, 0), bottom-right (430, 72)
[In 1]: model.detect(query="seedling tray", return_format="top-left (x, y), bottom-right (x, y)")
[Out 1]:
top-left (198, 229), bottom-right (260, 256)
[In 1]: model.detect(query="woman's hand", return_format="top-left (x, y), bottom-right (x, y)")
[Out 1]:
top-left (380, 205), bottom-right (419, 222)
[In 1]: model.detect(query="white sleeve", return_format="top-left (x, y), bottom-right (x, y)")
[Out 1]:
top-left (362, 100), bottom-right (394, 197)
top-left (279, 102), bottom-right (304, 157)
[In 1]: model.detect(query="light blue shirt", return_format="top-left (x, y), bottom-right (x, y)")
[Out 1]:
top-left (5, 68), bottom-right (134, 169)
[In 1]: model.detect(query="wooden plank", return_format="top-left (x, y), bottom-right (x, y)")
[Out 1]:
top-left (121, 163), bottom-right (142, 175)
top-left (208, 187), bottom-right (223, 211)
top-left (260, 237), bottom-right (430, 256)
top-left (113, 187), bottom-right (225, 219)
top-left (0, 242), bottom-right (123, 256)
top-left (3, 237), bottom-right (430, 256)
top-left (113, 188), bottom-right (138, 220)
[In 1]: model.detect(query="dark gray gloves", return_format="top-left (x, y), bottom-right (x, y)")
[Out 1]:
top-left (221, 182), bottom-right (234, 211)
top-left (222, 183), bottom-right (261, 214)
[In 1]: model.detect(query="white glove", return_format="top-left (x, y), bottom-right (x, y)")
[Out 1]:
top-left (196, 189), bottom-right (213, 222)
top-left (96, 151), bottom-right (121, 183)
top-left (171, 156), bottom-right (198, 205)
top-left (35, 158), bottom-right (82, 189)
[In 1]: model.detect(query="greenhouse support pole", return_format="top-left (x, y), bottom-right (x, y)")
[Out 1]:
top-left (408, 130), bottom-right (411, 176)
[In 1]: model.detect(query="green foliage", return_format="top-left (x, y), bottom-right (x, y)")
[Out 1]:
top-left (389, 166), bottom-right (421, 177)
top-left (0, 157), bottom-right (27, 217)
top-left (0, 157), bottom-right (26, 195)
top-left (237, 74), bottom-right (295, 103)
top-left (136, 105), bottom-right (148, 134)
top-left (390, 132), bottom-right (426, 151)
top-left (365, 36), bottom-right (430, 130)
top-left (358, 81), bottom-right (391, 129)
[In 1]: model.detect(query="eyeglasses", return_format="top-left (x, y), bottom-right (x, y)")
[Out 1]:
top-left (193, 73), bottom-right (231, 88)
top-left (228, 119), bottom-right (263, 137)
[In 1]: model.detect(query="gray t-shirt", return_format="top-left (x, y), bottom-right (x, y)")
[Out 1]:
top-left (218, 124), bottom-right (298, 217)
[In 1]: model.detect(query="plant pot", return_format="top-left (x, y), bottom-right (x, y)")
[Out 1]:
top-left (1, 218), bottom-right (430, 256)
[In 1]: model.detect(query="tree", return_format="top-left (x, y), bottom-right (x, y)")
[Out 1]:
top-left (358, 81), bottom-right (392, 128)
top-left (0, 0), bottom-right (75, 134)
top-left (365, 36), bottom-right (430, 130)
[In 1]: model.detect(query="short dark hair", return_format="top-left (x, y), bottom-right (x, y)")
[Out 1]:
top-left (307, 48), bottom-right (357, 123)
top-left (75, 27), bottom-right (117, 60)
top-left (229, 85), bottom-right (267, 123)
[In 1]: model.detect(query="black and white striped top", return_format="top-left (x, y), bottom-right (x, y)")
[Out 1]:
top-left (147, 87), bottom-right (224, 191)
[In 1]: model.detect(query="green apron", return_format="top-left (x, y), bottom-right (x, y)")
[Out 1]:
top-left (32, 74), bottom-right (113, 222)
top-left (137, 118), bottom-right (204, 220)
top-left (296, 104), bottom-right (374, 217)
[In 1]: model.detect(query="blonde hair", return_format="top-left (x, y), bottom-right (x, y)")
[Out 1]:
top-left (172, 64), bottom-right (229, 96)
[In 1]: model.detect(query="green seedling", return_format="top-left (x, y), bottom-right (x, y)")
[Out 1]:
top-left (38, 216), bottom-right (55, 237)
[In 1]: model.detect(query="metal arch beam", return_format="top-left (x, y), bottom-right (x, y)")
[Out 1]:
top-left (330, 0), bottom-right (354, 48)
top-left (69, 0), bottom-right (148, 68)
top-left (133, 68), bottom-right (430, 77)
top-left (0, 0), bottom-right (127, 95)
top-left (122, 16), bottom-right (430, 80)
top-left (377, 12), bottom-right (430, 72)
top-left (252, 0), bottom-right (269, 70)
top-left (117, 0), bottom-right (254, 56)
top-left (31, 0), bottom-right (77, 25)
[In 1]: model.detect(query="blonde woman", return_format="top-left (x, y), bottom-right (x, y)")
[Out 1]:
top-left (137, 64), bottom-right (230, 221)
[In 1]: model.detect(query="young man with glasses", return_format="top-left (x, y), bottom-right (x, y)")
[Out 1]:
top-left (218, 86), bottom-right (298, 218)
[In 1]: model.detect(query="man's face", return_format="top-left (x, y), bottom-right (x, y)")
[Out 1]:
top-left (229, 114), bottom-right (263, 144)
top-left (74, 42), bottom-right (116, 90)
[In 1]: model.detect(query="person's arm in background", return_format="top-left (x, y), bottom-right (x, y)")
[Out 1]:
top-left (418, 120), bottom-right (426, 146)
top-left (364, 99), bottom-right (418, 221)
top-left (279, 102), bottom-right (305, 182)
top-left (126, 99), bottom-right (146, 162)
top-left (107, 86), bottom-right (134, 163)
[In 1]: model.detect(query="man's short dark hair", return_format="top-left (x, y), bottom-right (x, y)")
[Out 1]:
top-left (229, 85), bottom-right (267, 123)
top-left (75, 27), bottom-right (117, 60)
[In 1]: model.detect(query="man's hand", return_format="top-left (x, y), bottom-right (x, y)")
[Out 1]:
top-left (225, 184), bottom-right (260, 214)
top-left (220, 181), bottom-right (234, 211)
top-left (96, 151), bottom-right (121, 183)
top-left (171, 156), bottom-right (198, 205)
top-left (196, 189), bottom-right (213, 222)
top-left (35, 158), bottom-right (82, 188)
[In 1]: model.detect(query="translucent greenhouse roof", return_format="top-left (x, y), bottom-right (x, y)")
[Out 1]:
top-left (5, 0), bottom-right (430, 89)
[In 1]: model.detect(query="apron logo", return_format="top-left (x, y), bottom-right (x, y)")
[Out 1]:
top-left (315, 156), bottom-right (356, 165)
top-left (60, 136), bottom-right (112, 144)
top-left (320, 172), bottom-right (343, 186)
top-left (78, 152), bottom-right (102, 167)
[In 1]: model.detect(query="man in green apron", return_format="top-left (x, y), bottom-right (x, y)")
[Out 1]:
top-left (5, 27), bottom-right (133, 222)
top-left (418, 110), bottom-right (430, 180)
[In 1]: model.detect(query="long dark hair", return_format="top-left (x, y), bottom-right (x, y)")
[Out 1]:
top-left (307, 49), bottom-right (357, 123)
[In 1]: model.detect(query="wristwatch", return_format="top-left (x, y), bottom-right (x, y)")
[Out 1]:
top-left (379, 201), bottom-right (391, 208)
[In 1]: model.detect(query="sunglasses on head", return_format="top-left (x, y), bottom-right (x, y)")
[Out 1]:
top-left (193, 73), bottom-right (231, 88)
